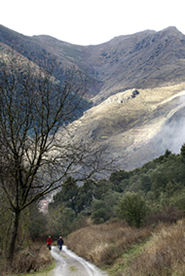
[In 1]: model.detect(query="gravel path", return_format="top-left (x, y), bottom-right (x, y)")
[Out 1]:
top-left (49, 246), bottom-right (108, 276)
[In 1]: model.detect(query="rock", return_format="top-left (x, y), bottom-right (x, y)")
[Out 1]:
top-left (131, 89), bottom-right (139, 98)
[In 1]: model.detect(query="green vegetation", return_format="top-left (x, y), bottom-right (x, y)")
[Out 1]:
top-left (69, 266), bottom-right (77, 271)
top-left (2, 143), bottom-right (185, 274)
top-left (116, 192), bottom-right (148, 227)
top-left (47, 146), bottom-right (185, 235)
top-left (107, 242), bottom-right (146, 275)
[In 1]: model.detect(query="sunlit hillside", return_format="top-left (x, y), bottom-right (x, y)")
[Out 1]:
top-left (67, 82), bottom-right (185, 171)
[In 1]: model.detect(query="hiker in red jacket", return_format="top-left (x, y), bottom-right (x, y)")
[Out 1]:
top-left (47, 235), bottom-right (53, 250)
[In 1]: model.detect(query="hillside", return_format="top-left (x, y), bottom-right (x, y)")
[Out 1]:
top-left (1, 25), bottom-right (185, 102)
top-left (1, 25), bottom-right (185, 170)
top-left (66, 221), bottom-right (185, 276)
top-left (85, 27), bottom-right (185, 104)
top-left (66, 82), bottom-right (185, 171)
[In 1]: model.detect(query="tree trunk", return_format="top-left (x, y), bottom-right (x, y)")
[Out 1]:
top-left (7, 211), bottom-right (20, 262)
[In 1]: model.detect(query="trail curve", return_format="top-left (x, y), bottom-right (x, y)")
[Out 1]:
top-left (49, 246), bottom-right (108, 276)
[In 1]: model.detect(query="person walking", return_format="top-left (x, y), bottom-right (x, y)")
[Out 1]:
top-left (57, 236), bottom-right (64, 251)
top-left (47, 235), bottom-right (53, 250)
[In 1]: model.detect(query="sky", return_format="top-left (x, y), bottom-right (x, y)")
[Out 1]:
top-left (1, 0), bottom-right (185, 46)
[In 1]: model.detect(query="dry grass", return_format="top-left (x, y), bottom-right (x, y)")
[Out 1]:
top-left (66, 220), bottom-right (185, 275)
top-left (0, 243), bottom-right (53, 276)
top-left (2, 221), bottom-right (185, 275)
top-left (66, 221), bottom-right (151, 266)
top-left (123, 223), bottom-right (185, 276)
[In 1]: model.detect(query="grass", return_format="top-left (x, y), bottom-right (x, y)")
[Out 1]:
top-left (66, 220), bottom-right (185, 276)
top-left (2, 220), bottom-right (185, 275)
top-left (0, 243), bottom-right (55, 276)
top-left (12, 261), bottom-right (56, 276)
top-left (107, 243), bottom-right (145, 276)
top-left (66, 221), bottom-right (151, 266)
top-left (70, 266), bottom-right (77, 271)
top-left (124, 223), bottom-right (185, 276)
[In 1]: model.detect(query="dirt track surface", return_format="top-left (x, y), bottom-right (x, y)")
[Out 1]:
top-left (49, 246), bottom-right (108, 276)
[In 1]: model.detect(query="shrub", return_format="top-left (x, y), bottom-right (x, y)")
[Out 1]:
top-left (116, 192), bottom-right (148, 228)
top-left (91, 191), bottom-right (121, 224)
top-left (0, 243), bottom-right (53, 275)
top-left (91, 199), bottom-right (108, 224)
top-left (146, 206), bottom-right (183, 226)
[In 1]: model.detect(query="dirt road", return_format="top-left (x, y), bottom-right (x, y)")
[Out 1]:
top-left (49, 246), bottom-right (108, 276)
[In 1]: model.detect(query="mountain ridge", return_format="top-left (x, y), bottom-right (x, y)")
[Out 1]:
top-left (1, 25), bottom-right (185, 103)
top-left (1, 25), bottom-right (185, 171)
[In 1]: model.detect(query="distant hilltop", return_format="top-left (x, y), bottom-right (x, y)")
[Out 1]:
top-left (1, 25), bottom-right (185, 105)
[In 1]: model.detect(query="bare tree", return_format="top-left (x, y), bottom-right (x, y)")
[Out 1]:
top-left (0, 50), bottom-right (111, 261)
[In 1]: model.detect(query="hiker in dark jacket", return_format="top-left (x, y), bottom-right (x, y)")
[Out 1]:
top-left (57, 236), bottom-right (64, 251)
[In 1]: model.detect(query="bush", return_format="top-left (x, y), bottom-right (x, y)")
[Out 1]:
top-left (48, 205), bottom-right (76, 236)
top-left (91, 191), bottom-right (121, 224)
top-left (170, 190), bottom-right (185, 211)
top-left (28, 207), bottom-right (48, 240)
top-left (91, 199), bottom-right (108, 224)
top-left (0, 243), bottom-right (53, 275)
top-left (116, 192), bottom-right (148, 228)
top-left (146, 206), bottom-right (183, 226)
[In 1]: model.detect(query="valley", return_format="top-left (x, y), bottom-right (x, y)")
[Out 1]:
top-left (1, 24), bottom-right (185, 276)
top-left (1, 24), bottom-right (185, 171)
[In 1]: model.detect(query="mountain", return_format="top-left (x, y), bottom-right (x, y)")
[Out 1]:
top-left (1, 25), bottom-right (185, 103)
top-left (0, 24), bottom-right (102, 98)
top-left (86, 27), bottom-right (185, 104)
top-left (1, 25), bottom-right (185, 171)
